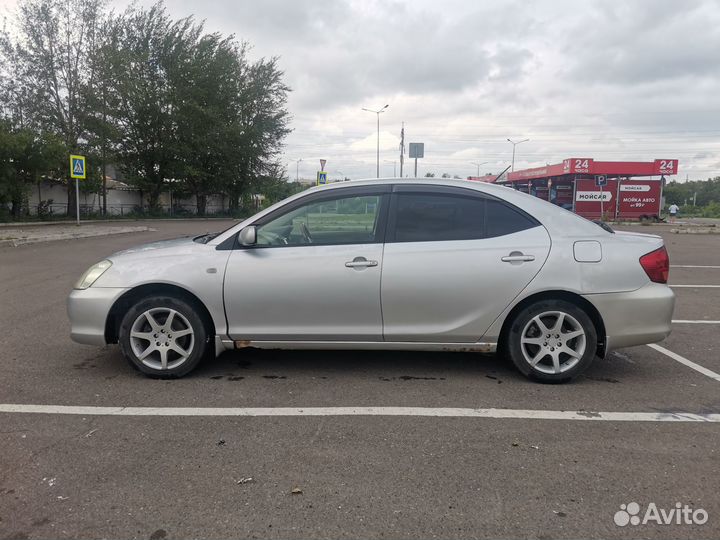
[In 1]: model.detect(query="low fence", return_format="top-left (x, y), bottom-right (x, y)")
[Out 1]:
top-left (26, 203), bottom-right (238, 218)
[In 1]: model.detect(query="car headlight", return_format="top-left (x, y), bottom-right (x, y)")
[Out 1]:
top-left (74, 260), bottom-right (112, 290)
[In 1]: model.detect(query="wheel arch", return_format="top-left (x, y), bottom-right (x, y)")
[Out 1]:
top-left (498, 290), bottom-right (607, 358)
top-left (105, 283), bottom-right (216, 344)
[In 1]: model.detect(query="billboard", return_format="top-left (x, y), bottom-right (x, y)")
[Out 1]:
top-left (573, 178), bottom-right (662, 220)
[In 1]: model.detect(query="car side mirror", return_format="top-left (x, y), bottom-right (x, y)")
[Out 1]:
top-left (238, 226), bottom-right (257, 246)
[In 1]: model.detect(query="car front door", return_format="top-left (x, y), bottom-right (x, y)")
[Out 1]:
top-left (223, 186), bottom-right (390, 341)
top-left (381, 185), bottom-right (551, 342)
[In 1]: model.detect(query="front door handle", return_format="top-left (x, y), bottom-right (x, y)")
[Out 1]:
top-left (501, 252), bottom-right (535, 263)
top-left (345, 257), bottom-right (378, 268)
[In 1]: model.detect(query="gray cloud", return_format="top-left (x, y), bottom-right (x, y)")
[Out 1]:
top-left (114, 0), bottom-right (720, 180)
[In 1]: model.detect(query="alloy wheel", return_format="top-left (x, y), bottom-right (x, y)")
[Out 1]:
top-left (129, 308), bottom-right (195, 370)
top-left (520, 311), bottom-right (586, 374)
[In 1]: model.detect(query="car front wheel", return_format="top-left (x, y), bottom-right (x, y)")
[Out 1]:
top-left (506, 299), bottom-right (597, 383)
top-left (118, 296), bottom-right (208, 378)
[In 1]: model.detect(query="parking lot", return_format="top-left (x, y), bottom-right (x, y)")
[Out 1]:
top-left (1, 220), bottom-right (719, 539)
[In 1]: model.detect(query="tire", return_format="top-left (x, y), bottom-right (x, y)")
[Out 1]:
top-left (505, 299), bottom-right (597, 383)
top-left (118, 295), bottom-right (209, 378)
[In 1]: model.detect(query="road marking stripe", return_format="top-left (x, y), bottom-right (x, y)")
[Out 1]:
top-left (0, 404), bottom-right (718, 422)
top-left (648, 344), bottom-right (720, 382)
top-left (671, 265), bottom-right (720, 269)
top-left (669, 284), bottom-right (720, 288)
top-left (673, 320), bottom-right (720, 324)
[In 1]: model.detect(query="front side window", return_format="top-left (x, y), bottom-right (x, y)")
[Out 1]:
top-left (256, 194), bottom-right (383, 246)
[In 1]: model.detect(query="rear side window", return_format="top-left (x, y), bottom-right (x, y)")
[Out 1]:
top-left (393, 193), bottom-right (485, 242)
top-left (392, 192), bottom-right (538, 242)
top-left (485, 199), bottom-right (539, 238)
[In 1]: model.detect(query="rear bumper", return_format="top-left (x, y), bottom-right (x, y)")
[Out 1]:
top-left (583, 282), bottom-right (675, 353)
top-left (67, 287), bottom-right (129, 346)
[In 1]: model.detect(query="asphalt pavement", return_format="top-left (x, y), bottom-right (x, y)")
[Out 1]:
top-left (1, 220), bottom-right (719, 539)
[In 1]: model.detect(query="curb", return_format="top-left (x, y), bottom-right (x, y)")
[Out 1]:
top-left (0, 226), bottom-right (154, 247)
top-left (0, 217), bottom-right (236, 228)
top-left (670, 228), bottom-right (720, 235)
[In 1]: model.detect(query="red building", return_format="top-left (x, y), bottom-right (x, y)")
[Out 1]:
top-left (466, 174), bottom-right (500, 183)
top-left (504, 158), bottom-right (678, 221)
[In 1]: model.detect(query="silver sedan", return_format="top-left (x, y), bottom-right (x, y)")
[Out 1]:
top-left (68, 179), bottom-right (675, 382)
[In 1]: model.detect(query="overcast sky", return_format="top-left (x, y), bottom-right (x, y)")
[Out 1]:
top-left (4, 0), bottom-right (720, 181)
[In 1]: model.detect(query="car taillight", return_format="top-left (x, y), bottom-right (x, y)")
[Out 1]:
top-left (639, 246), bottom-right (669, 284)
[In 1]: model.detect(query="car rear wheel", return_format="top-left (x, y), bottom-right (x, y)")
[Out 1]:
top-left (118, 296), bottom-right (208, 378)
top-left (506, 299), bottom-right (597, 383)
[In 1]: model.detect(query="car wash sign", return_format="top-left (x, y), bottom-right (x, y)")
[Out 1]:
top-left (576, 190), bottom-right (612, 202)
top-left (574, 178), bottom-right (662, 220)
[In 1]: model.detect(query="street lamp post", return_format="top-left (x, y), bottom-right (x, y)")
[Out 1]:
top-left (294, 158), bottom-right (303, 182)
top-left (362, 104), bottom-right (389, 178)
top-left (470, 161), bottom-right (489, 177)
top-left (507, 138), bottom-right (529, 172)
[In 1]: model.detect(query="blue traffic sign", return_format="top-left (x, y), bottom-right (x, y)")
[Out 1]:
top-left (70, 154), bottom-right (86, 179)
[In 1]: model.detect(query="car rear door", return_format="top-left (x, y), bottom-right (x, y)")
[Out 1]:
top-left (381, 185), bottom-right (551, 342)
top-left (223, 185), bottom-right (390, 341)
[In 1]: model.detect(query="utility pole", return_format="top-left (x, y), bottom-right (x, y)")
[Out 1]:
top-left (507, 138), bottom-right (529, 172)
top-left (399, 122), bottom-right (405, 178)
top-left (295, 158), bottom-right (302, 182)
top-left (101, 82), bottom-right (107, 216)
top-left (470, 161), bottom-right (488, 177)
top-left (362, 104), bottom-right (389, 178)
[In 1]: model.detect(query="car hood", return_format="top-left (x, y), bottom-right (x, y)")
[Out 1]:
top-left (109, 236), bottom-right (199, 259)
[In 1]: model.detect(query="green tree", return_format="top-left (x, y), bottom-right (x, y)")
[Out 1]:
top-left (1, 0), bottom-right (107, 216)
top-left (100, 4), bottom-right (179, 211)
top-left (0, 120), bottom-right (65, 218)
top-left (171, 30), bottom-right (248, 215)
top-left (227, 55), bottom-right (291, 212)
top-left (1, 0), bottom-right (292, 219)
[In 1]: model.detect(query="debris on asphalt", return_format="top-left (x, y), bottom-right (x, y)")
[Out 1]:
top-left (83, 428), bottom-right (98, 438)
top-left (530, 445), bottom-right (540, 450)
top-left (236, 477), bottom-right (254, 485)
top-left (291, 487), bottom-right (303, 495)
top-left (553, 510), bottom-right (567, 517)
top-left (511, 442), bottom-right (519, 447)
top-left (217, 439), bottom-right (226, 446)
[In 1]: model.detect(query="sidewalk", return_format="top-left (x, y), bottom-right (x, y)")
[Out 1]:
top-left (0, 217), bottom-right (230, 228)
top-left (0, 224), bottom-right (155, 247)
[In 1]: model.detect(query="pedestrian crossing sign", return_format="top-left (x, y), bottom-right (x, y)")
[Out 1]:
top-left (317, 171), bottom-right (328, 185)
top-left (70, 155), bottom-right (86, 179)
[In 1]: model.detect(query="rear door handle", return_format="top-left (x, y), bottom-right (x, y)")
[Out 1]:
top-left (501, 253), bottom-right (535, 263)
top-left (345, 257), bottom-right (378, 268)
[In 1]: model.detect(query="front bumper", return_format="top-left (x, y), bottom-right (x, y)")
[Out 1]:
top-left (67, 287), bottom-right (129, 346)
top-left (583, 282), bottom-right (675, 353)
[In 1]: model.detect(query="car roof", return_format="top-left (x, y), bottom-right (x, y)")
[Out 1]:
top-left (210, 177), bottom-right (603, 246)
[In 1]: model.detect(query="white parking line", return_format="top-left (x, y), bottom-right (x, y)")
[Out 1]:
top-left (671, 265), bottom-right (720, 269)
top-left (673, 320), bottom-right (720, 324)
top-left (648, 344), bottom-right (720, 382)
top-left (0, 404), bottom-right (719, 422)
top-left (669, 284), bottom-right (720, 288)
